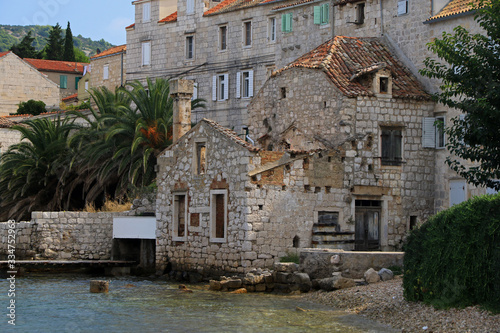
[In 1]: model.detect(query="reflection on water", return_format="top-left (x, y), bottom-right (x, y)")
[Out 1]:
top-left (0, 274), bottom-right (396, 333)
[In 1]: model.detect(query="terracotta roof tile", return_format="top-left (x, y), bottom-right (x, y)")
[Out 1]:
top-left (62, 93), bottom-right (78, 102)
top-left (158, 11), bottom-right (177, 23)
top-left (273, 36), bottom-right (429, 100)
top-left (90, 45), bottom-right (126, 59)
top-left (0, 117), bottom-right (18, 128)
top-left (0, 51), bottom-right (10, 58)
top-left (426, 0), bottom-right (484, 23)
top-left (204, 0), bottom-right (273, 16)
top-left (272, 0), bottom-right (314, 10)
top-left (24, 58), bottom-right (88, 74)
top-left (126, 23), bottom-right (135, 29)
top-left (202, 118), bottom-right (260, 152)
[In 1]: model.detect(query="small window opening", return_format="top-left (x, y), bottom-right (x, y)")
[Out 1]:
top-left (355, 3), bottom-right (365, 24)
top-left (410, 216), bottom-right (417, 230)
top-left (379, 77), bottom-right (389, 93)
top-left (304, 185), bottom-right (311, 192)
top-left (325, 186), bottom-right (331, 193)
top-left (258, 205), bottom-right (263, 210)
top-left (293, 235), bottom-right (300, 248)
top-left (280, 87), bottom-right (287, 99)
top-left (315, 187), bottom-right (321, 193)
top-left (196, 143), bottom-right (206, 174)
top-left (282, 185), bottom-right (287, 190)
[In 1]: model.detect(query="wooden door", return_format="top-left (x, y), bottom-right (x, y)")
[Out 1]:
top-left (355, 201), bottom-right (381, 251)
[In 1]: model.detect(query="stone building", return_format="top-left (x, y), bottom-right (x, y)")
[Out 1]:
top-left (23, 58), bottom-right (88, 99)
top-left (0, 52), bottom-right (60, 116)
top-left (90, 45), bottom-right (127, 92)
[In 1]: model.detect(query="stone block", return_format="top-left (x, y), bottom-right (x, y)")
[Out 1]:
top-left (364, 268), bottom-right (381, 284)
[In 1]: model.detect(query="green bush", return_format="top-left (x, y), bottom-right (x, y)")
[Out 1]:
top-left (403, 194), bottom-right (500, 312)
top-left (15, 99), bottom-right (46, 115)
top-left (280, 252), bottom-right (299, 264)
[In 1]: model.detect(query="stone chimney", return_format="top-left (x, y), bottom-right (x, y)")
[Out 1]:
top-left (170, 79), bottom-right (194, 142)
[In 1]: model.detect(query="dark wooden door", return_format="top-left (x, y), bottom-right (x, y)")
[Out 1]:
top-left (355, 204), bottom-right (380, 251)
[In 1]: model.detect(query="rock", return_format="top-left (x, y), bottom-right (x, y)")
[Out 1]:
top-left (229, 288), bottom-right (247, 294)
top-left (274, 263), bottom-right (299, 273)
top-left (178, 284), bottom-right (193, 293)
top-left (221, 278), bottom-right (242, 289)
top-left (243, 273), bottom-right (264, 285)
top-left (255, 283), bottom-right (266, 292)
top-left (90, 280), bottom-right (109, 293)
top-left (245, 285), bottom-right (256, 292)
top-left (188, 272), bottom-right (203, 284)
top-left (209, 280), bottom-right (222, 291)
top-left (364, 268), bottom-right (381, 284)
top-left (43, 249), bottom-right (57, 259)
top-left (291, 272), bottom-right (312, 292)
top-left (330, 255), bottom-right (341, 264)
top-left (333, 277), bottom-right (356, 290)
top-left (316, 277), bottom-right (337, 291)
top-left (378, 268), bottom-right (394, 281)
top-left (275, 272), bottom-right (291, 284)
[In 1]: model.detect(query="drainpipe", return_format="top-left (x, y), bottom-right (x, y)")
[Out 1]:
top-left (170, 79), bottom-right (194, 142)
top-left (121, 52), bottom-right (124, 87)
top-left (380, 0), bottom-right (384, 36)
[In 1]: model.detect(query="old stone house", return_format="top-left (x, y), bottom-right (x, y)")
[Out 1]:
top-left (90, 45), bottom-right (127, 92)
top-left (0, 52), bottom-right (60, 116)
top-left (23, 58), bottom-right (88, 99)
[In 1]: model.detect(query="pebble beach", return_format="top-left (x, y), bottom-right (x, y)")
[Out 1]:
top-left (303, 277), bottom-right (500, 332)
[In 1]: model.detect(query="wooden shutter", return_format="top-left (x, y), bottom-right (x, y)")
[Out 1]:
top-left (422, 117), bottom-right (436, 148)
top-left (288, 13), bottom-right (293, 32)
top-left (398, 0), bottom-right (408, 15)
top-left (281, 14), bottom-right (286, 32)
top-left (314, 6), bottom-right (321, 24)
top-left (223, 74), bottom-right (229, 100)
top-left (212, 76), bottom-right (217, 101)
top-left (236, 72), bottom-right (241, 98)
top-left (248, 70), bottom-right (254, 97)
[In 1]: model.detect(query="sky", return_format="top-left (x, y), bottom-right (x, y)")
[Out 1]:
top-left (0, 0), bottom-right (135, 45)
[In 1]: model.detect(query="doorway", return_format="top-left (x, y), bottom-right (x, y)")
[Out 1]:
top-left (355, 200), bottom-right (381, 251)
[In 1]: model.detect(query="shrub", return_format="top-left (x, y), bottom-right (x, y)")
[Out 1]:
top-left (16, 99), bottom-right (46, 115)
top-left (280, 252), bottom-right (300, 264)
top-left (403, 194), bottom-right (500, 312)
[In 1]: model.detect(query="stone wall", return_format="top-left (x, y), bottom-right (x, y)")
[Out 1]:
top-left (0, 128), bottom-right (22, 152)
top-left (0, 220), bottom-right (35, 260)
top-left (0, 53), bottom-right (60, 116)
top-left (90, 51), bottom-right (126, 92)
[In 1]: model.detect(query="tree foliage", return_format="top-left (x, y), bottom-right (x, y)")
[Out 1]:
top-left (15, 99), bottom-right (46, 116)
top-left (44, 23), bottom-right (64, 60)
top-left (63, 22), bottom-right (75, 61)
top-left (420, 0), bottom-right (500, 190)
top-left (9, 31), bottom-right (40, 59)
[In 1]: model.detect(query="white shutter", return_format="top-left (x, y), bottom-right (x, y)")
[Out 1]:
top-left (143, 2), bottom-right (151, 21)
top-left (192, 82), bottom-right (198, 100)
top-left (212, 76), bottom-right (217, 101)
top-left (142, 42), bottom-right (151, 66)
top-left (422, 117), bottom-right (436, 148)
top-left (236, 72), bottom-right (241, 98)
top-left (223, 74), bottom-right (229, 100)
top-left (248, 70), bottom-right (254, 97)
top-left (187, 0), bottom-right (194, 14)
top-left (398, 0), bottom-right (408, 15)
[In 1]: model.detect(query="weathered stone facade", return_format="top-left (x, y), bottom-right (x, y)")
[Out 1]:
top-left (90, 45), bottom-right (127, 92)
top-left (0, 52), bottom-right (60, 116)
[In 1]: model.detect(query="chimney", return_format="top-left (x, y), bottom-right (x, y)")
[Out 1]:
top-left (170, 79), bottom-right (194, 142)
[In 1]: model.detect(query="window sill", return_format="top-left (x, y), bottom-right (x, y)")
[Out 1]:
top-left (210, 237), bottom-right (226, 243)
top-left (172, 236), bottom-right (187, 242)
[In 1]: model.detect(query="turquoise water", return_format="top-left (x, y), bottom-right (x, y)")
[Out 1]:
top-left (1, 274), bottom-right (396, 332)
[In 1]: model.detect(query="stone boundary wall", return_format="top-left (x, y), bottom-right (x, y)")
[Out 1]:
top-left (0, 211), bottom-right (137, 260)
top-left (300, 248), bottom-right (404, 279)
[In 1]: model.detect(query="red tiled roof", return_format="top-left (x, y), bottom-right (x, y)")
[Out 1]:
top-left (0, 51), bottom-right (10, 58)
top-left (202, 118), bottom-right (260, 152)
top-left (274, 36), bottom-right (429, 99)
top-left (158, 11), bottom-right (177, 23)
top-left (62, 93), bottom-right (78, 102)
top-left (125, 23), bottom-right (135, 29)
top-left (204, 0), bottom-right (272, 16)
top-left (426, 0), bottom-right (484, 23)
top-left (24, 58), bottom-right (88, 74)
top-left (91, 45), bottom-right (126, 59)
top-left (0, 117), bottom-right (18, 128)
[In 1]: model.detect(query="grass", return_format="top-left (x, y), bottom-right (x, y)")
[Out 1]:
top-left (83, 199), bottom-right (132, 213)
top-left (280, 252), bottom-right (300, 264)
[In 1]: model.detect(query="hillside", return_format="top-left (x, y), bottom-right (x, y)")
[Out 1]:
top-left (0, 25), bottom-right (115, 57)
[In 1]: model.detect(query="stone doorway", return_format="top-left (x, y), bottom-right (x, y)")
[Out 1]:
top-left (355, 200), bottom-right (381, 251)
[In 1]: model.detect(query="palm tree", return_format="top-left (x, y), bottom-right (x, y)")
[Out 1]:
top-left (0, 117), bottom-right (80, 220)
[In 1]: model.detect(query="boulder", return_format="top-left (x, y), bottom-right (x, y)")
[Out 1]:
top-left (378, 268), bottom-right (394, 281)
top-left (333, 277), bottom-right (356, 290)
top-left (221, 278), bottom-right (242, 289)
top-left (315, 277), bottom-right (337, 291)
top-left (43, 249), bottom-right (57, 259)
top-left (274, 263), bottom-right (299, 273)
top-left (243, 273), bottom-right (265, 285)
top-left (209, 280), bottom-right (222, 291)
top-left (230, 288), bottom-right (247, 294)
top-left (364, 268), bottom-right (381, 284)
top-left (275, 272), bottom-right (291, 284)
top-left (255, 283), bottom-right (267, 292)
top-left (291, 272), bottom-right (312, 292)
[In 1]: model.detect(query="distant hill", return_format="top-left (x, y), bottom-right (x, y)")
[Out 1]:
top-left (0, 25), bottom-right (115, 57)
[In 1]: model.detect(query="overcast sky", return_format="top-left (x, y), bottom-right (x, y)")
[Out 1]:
top-left (0, 0), bottom-right (135, 45)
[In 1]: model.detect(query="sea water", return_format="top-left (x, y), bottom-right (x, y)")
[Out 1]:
top-left (0, 274), bottom-right (397, 332)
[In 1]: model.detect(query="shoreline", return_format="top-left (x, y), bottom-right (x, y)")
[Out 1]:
top-left (302, 276), bottom-right (500, 333)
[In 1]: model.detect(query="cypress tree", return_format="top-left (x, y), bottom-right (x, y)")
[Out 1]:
top-left (45, 23), bottom-right (63, 60)
top-left (63, 22), bottom-right (75, 61)
top-left (9, 30), bottom-right (38, 58)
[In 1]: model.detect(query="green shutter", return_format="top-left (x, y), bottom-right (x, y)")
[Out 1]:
top-left (288, 13), bottom-right (293, 32)
top-left (314, 6), bottom-right (321, 24)
top-left (322, 4), bottom-right (329, 24)
top-left (282, 14), bottom-right (286, 32)
top-left (60, 75), bottom-right (67, 89)
top-left (75, 77), bottom-right (81, 90)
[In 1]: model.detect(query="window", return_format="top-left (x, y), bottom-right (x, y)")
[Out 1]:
top-left (59, 75), bottom-right (67, 89)
top-left (379, 77), bottom-right (389, 93)
top-left (219, 25), bottom-right (227, 51)
top-left (187, 0), bottom-right (194, 14)
top-left (268, 17), bottom-right (276, 42)
top-left (186, 36), bottom-right (194, 59)
top-left (236, 70), bottom-right (254, 98)
top-left (381, 127), bottom-right (403, 166)
top-left (281, 13), bottom-right (293, 33)
top-left (142, 41), bottom-right (151, 66)
top-left (212, 74), bottom-right (229, 101)
top-left (280, 87), bottom-right (287, 99)
top-left (398, 0), bottom-right (409, 15)
top-left (314, 3), bottom-right (329, 25)
top-left (422, 116), bottom-right (445, 149)
top-left (210, 189), bottom-right (227, 242)
top-left (103, 65), bottom-right (109, 80)
top-left (85, 81), bottom-right (89, 91)
top-left (355, 3), bottom-right (365, 24)
top-left (75, 77), bottom-right (81, 90)
top-left (192, 82), bottom-right (198, 100)
top-left (172, 193), bottom-right (187, 241)
top-left (143, 2), bottom-right (151, 22)
top-left (194, 142), bottom-right (206, 175)
top-left (243, 21), bottom-right (252, 47)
